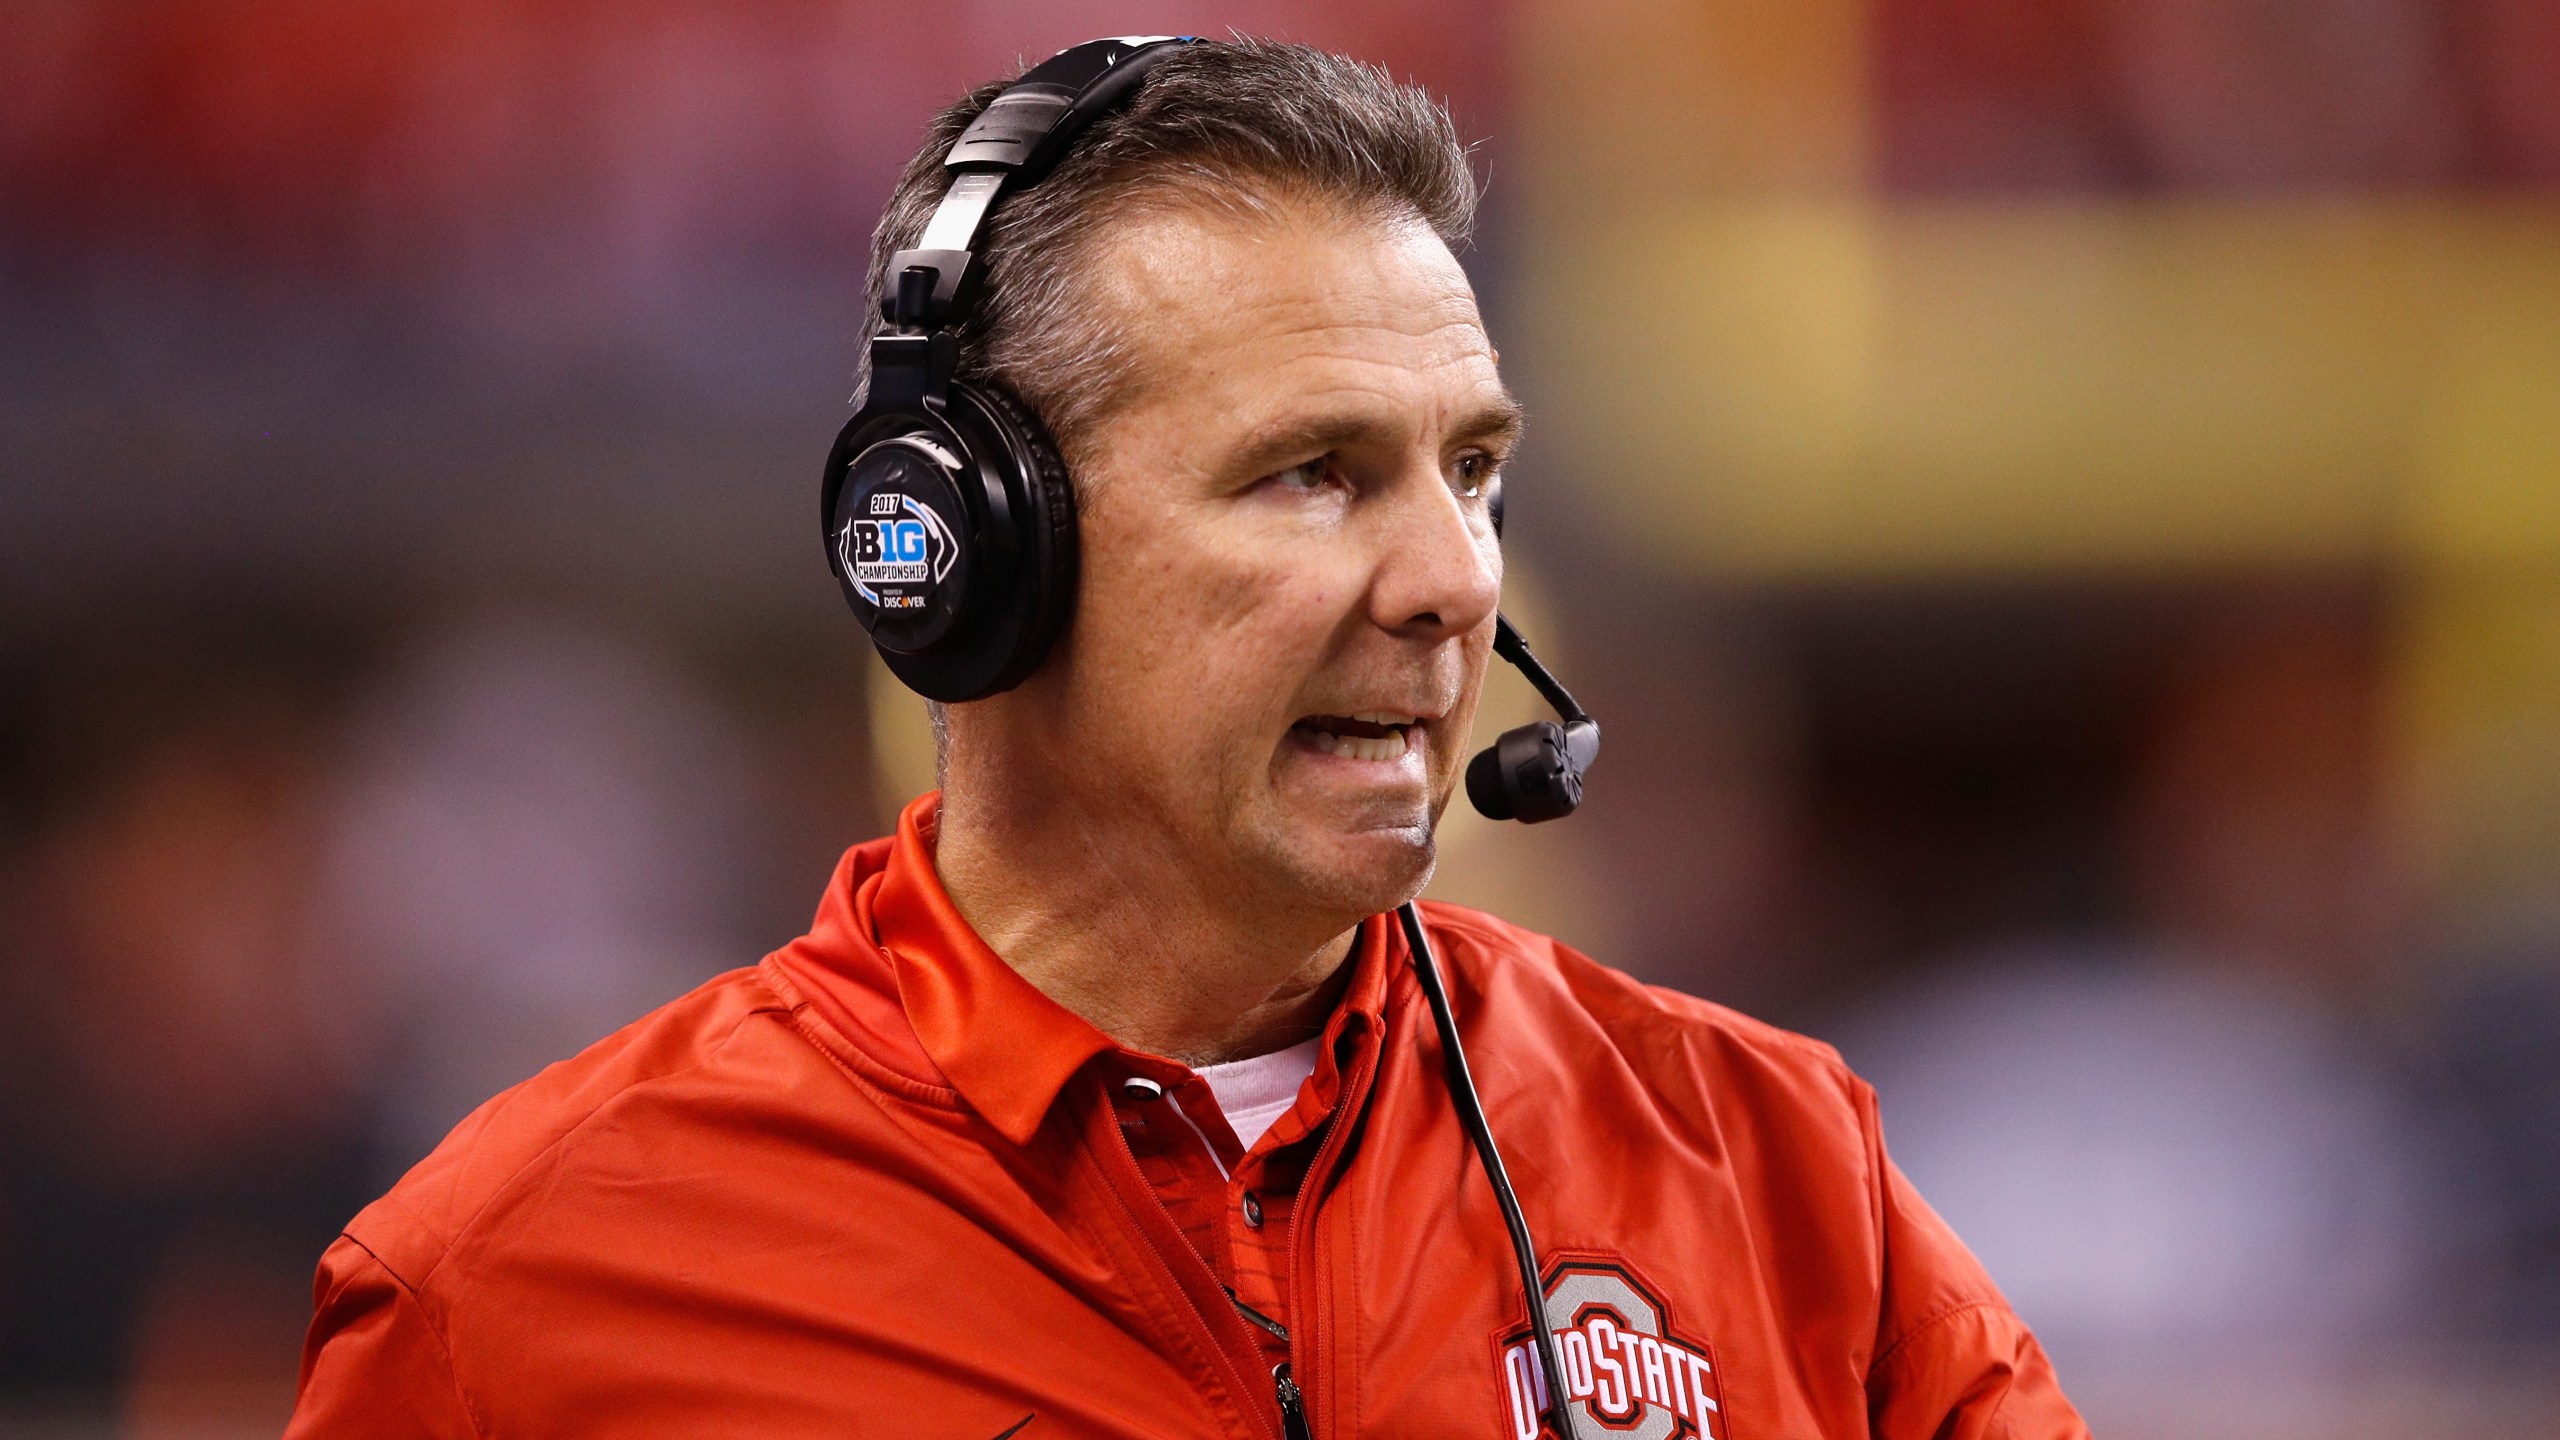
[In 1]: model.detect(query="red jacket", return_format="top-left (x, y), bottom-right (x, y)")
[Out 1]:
top-left (288, 795), bottom-right (2084, 1438)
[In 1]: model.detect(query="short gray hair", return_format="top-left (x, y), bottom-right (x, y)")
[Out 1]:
top-left (857, 38), bottom-right (1479, 471)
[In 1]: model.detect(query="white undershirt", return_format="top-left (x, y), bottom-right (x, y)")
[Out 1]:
top-left (1192, 1036), bottom-right (1324, 1152)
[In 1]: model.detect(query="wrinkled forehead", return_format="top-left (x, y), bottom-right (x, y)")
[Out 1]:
top-left (1077, 187), bottom-right (1495, 425)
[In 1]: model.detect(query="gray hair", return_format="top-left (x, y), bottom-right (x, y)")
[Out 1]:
top-left (857, 37), bottom-right (1479, 472)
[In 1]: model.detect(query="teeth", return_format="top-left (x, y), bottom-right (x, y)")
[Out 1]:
top-left (1350, 710), bottom-right (1419, 726)
top-left (1301, 727), bottom-right (1410, 762)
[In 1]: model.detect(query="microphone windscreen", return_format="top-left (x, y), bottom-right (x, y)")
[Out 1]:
top-left (1465, 744), bottom-right (1514, 820)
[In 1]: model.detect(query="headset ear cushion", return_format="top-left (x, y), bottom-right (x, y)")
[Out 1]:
top-left (945, 378), bottom-right (1080, 697)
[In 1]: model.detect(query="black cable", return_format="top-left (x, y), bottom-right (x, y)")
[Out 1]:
top-left (1491, 616), bottom-right (1589, 727)
top-left (1398, 900), bottom-right (1577, 1439)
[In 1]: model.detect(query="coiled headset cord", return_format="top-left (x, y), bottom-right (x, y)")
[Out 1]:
top-left (1398, 900), bottom-right (1578, 1440)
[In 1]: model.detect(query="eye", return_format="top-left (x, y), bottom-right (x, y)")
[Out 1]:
top-left (1269, 457), bottom-right (1333, 493)
top-left (1451, 451), bottom-right (1497, 499)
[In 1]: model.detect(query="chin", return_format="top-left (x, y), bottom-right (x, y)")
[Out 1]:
top-left (1252, 813), bottom-right (1438, 921)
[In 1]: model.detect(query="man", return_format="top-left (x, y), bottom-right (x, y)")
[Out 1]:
top-left (289, 38), bottom-right (2085, 1439)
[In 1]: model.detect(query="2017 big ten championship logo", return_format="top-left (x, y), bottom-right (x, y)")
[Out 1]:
top-left (840, 492), bottom-right (957, 610)
top-left (1492, 1259), bottom-right (1726, 1440)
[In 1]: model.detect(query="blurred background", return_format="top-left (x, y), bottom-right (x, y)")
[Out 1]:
top-left (2, 1), bottom-right (2555, 1435)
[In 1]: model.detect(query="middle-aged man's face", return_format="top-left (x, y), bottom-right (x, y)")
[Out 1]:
top-left (1020, 184), bottom-right (1514, 921)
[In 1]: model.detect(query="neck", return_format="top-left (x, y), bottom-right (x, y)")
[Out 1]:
top-left (932, 753), bottom-right (1362, 1067)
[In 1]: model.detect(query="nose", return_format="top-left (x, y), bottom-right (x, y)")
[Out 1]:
top-left (1368, 464), bottom-right (1500, 644)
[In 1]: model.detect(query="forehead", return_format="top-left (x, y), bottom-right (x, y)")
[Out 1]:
top-left (1077, 190), bottom-right (1499, 441)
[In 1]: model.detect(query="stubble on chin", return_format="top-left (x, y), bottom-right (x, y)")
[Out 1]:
top-left (1236, 809), bottom-right (1440, 923)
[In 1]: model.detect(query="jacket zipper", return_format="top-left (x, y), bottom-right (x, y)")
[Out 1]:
top-left (1282, 1015), bottom-right (1385, 1440)
top-left (1231, 1295), bottom-right (1309, 1440)
top-left (1273, 1363), bottom-right (1313, 1440)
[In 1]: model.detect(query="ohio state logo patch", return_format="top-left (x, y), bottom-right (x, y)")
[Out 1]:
top-left (1491, 1257), bottom-right (1727, 1440)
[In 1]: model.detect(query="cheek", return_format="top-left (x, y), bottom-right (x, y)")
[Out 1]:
top-left (1195, 561), bottom-right (1337, 656)
top-left (1080, 506), bottom-right (1343, 673)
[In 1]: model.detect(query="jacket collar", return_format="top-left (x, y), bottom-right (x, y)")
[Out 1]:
top-left (806, 792), bottom-right (1394, 1147)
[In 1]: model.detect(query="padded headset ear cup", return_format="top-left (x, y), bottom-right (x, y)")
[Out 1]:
top-left (940, 377), bottom-right (1080, 697)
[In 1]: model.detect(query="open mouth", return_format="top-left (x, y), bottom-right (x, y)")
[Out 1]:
top-left (1291, 711), bottom-right (1420, 762)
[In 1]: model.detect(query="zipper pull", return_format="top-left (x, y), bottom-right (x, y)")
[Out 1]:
top-left (1273, 1362), bottom-right (1313, 1440)
top-left (1225, 1286), bottom-right (1291, 1345)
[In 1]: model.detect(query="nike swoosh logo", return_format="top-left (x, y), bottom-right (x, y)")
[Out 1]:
top-left (990, 1415), bottom-right (1034, 1440)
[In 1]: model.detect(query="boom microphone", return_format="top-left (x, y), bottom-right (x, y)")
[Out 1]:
top-left (1466, 615), bottom-right (1599, 823)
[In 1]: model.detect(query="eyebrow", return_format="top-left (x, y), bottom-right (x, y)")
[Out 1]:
top-left (1462, 394), bottom-right (1529, 453)
top-left (1226, 392), bottom-right (1527, 478)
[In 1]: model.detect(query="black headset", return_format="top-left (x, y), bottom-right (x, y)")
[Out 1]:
top-left (822, 37), bottom-right (1596, 1438)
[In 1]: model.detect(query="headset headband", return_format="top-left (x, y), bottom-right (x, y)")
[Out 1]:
top-left (882, 36), bottom-right (1200, 333)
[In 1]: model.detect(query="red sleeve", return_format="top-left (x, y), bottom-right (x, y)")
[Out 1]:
top-left (284, 1235), bottom-right (484, 1440)
top-left (1866, 1287), bottom-right (2087, 1440)
top-left (1861, 1093), bottom-right (2090, 1440)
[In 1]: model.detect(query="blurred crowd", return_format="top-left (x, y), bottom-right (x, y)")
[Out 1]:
top-left (4, 1), bottom-right (2556, 1436)
top-left (0, 605), bottom-right (878, 1433)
